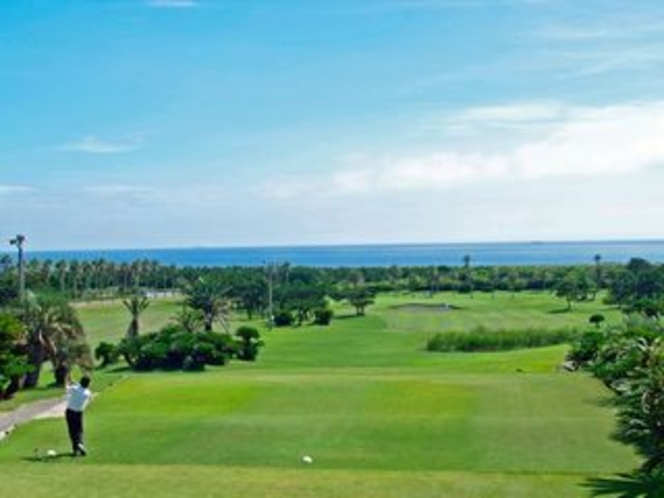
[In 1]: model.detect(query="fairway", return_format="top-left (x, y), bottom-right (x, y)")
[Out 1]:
top-left (0, 292), bottom-right (638, 497)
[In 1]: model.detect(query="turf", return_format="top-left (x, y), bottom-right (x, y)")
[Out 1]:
top-left (0, 291), bottom-right (639, 497)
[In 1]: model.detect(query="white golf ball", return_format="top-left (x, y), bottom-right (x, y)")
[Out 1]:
top-left (301, 455), bottom-right (313, 464)
top-left (46, 449), bottom-right (57, 457)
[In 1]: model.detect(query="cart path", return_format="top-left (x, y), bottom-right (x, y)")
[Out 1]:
top-left (0, 397), bottom-right (66, 440)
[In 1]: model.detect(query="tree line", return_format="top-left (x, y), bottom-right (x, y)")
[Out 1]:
top-left (3, 251), bottom-right (664, 399)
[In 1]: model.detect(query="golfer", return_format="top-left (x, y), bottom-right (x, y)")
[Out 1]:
top-left (65, 374), bottom-right (92, 457)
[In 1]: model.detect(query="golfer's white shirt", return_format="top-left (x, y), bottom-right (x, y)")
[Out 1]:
top-left (66, 384), bottom-right (91, 412)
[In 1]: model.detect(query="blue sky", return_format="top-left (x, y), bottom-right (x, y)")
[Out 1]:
top-left (2, 0), bottom-right (664, 249)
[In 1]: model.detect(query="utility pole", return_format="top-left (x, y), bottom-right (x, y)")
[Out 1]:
top-left (265, 260), bottom-right (275, 329)
top-left (9, 234), bottom-right (26, 303)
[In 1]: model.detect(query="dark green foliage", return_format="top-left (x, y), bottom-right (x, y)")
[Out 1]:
top-left (123, 295), bottom-right (150, 338)
top-left (275, 278), bottom-right (327, 325)
top-left (567, 327), bottom-right (607, 367)
top-left (0, 273), bottom-right (18, 307)
top-left (554, 269), bottom-right (595, 310)
top-left (117, 326), bottom-right (236, 372)
top-left (185, 278), bottom-right (231, 332)
top-left (626, 297), bottom-right (664, 318)
top-left (569, 317), bottom-right (664, 475)
top-left (614, 348), bottom-right (664, 474)
top-left (341, 286), bottom-right (375, 316)
top-left (589, 313), bottom-right (605, 328)
top-left (234, 326), bottom-right (264, 361)
top-left (273, 309), bottom-right (294, 327)
top-left (0, 313), bottom-right (29, 399)
top-left (21, 296), bottom-right (91, 387)
top-left (94, 341), bottom-right (119, 368)
top-left (427, 327), bottom-right (575, 353)
top-left (607, 258), bottom-right (664, 313)
top-left (313, 307), bottom-right (334, 325)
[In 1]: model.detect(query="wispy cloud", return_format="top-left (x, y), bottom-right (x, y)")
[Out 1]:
top-left (61, 135), bottom-right (144, 154)
top-left (84, 185), bottom-right (157, 197)
top-left (0, 185), bottom-right (33, 195)
top-left (261, 101), bottom-right (664, 199)
top-left (147, 0), bottom-right (199, 8)
top-left (433, 102), bottom-right (568, 135)
top-left (559, 44), bottom-right (664, 77)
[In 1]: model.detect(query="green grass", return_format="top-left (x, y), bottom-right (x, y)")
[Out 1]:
top-left (0, 291), bottom-right (638, 497)
top-left (74, 297), bottom-right (183, 346)
top-left (426, 327), bottom-right (575, 352)
top-left (380, 291), bottom-right (621, 335)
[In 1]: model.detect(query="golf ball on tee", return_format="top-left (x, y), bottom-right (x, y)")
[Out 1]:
top-left (301, 455), bottom-right (313, 464)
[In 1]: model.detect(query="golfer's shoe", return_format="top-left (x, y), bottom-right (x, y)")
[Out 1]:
top-left (76, 444), bottom-right (87, 456)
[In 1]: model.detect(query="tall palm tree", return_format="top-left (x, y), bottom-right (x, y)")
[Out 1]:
top-left (462, 254), bottom-right (473, 297)
top-left (54, 260), bottom-right (68, 294)
top-left (22, 297), bottom-right (90, 387)
top-left (185, 278), bottom-right (231, 332)
top-left (593, 253), bottom-right (602, 299)
top-left (123, 295), bottom-right (150, 339)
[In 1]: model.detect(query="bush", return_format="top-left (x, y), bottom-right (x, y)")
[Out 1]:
top-left (116, 326), bottom-right (238, 372)
top-left (574, 317), bottom-right (664, 474)
top-left (589, 313), bottom-right (605, 328)
top-left (567, 327), bottom-right (606, 367)
top-left (235, 326), bottom-right (264, 361)
top-left (273, 309), bottom-right (294, 327)
top-left (427, 327), bottom-right (576, 353)
top-left (313, 307), bottom-right (334, 326)
top-left (94, 341), bottom-right (119, 368)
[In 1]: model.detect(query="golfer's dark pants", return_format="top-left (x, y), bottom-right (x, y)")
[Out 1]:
top-left (65, 408), bottom-right (84, 452)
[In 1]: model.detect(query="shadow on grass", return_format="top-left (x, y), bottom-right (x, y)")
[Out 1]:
top-left (549, 307), bottom-right (572, 314)
top-left (22, 451), bottom-right (75, 463)
top-left (107, 365), bottom-right (132, 374)
top-left (583, 472), bottom-right (664, 497)
top-left (333, 314), bottom-right (362, 321)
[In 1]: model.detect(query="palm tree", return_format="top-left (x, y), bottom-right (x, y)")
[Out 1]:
top-left (461, 254), bottom-right (473, 297)
top-left (22, 297), bottom-right (90, 387)
top-left (123, 295), bottom-right (150, 339)
top-left (55, 260), bottom-right (68, 294)
top-left (593, 254), bottom-right (602, 299)
top-left (185, 278), bottom-right (231, 332)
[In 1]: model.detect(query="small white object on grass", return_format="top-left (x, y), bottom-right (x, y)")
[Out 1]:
top-left (301, 455), bottom-right (313, 464)
top-left (46, 449), bottom-right (57, 457)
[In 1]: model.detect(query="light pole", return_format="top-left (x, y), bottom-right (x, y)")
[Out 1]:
top-left (264, 260), bottom-right (275, 329)
top-left (9, 234), bottom-right (26, 303)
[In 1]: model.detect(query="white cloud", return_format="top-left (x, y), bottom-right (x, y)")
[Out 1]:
top-left (262, 101), bottom-right (664, 198)
top-left (147, 0), bottom-right (198, 8)
top-left (61, 135), bottom-right (142, 154)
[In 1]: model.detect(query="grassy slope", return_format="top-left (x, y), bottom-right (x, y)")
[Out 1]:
top-left (0, 292), bottom-right (637, 497)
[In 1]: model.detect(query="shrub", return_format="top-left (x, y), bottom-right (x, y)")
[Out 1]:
top-left (273, 309), bottom-right (294, 327)
top-left (313, 307), bottom-right (334, 326)
top-left (235, 326), bottom-right (264, 361)
top-left (116, 326), bottom-right (238, 371)
top-left (94, 341), bottom-right (119, 368)
top-left (575, 317), bottom-right (664, 474)
top-left (182, 355), bottom-right (205, 372)
top-left (427, 326), bottom-right (576, 353)
top-left (589, 313), bottom-right (605, 328)
top-left (567, 327), bottom-right (606, 367)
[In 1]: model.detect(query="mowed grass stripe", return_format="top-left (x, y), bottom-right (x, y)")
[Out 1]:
top-left (0, 370), bottom-right (637, 472)
top-left (0, 464), bottom-right (599, 498)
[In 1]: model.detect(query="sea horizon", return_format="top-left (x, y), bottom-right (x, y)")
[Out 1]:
top-left (3, 238), bottom-right (664, 268)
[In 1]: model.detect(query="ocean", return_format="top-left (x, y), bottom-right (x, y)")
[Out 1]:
top-left (13, 240), bottom-right (664, 267)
